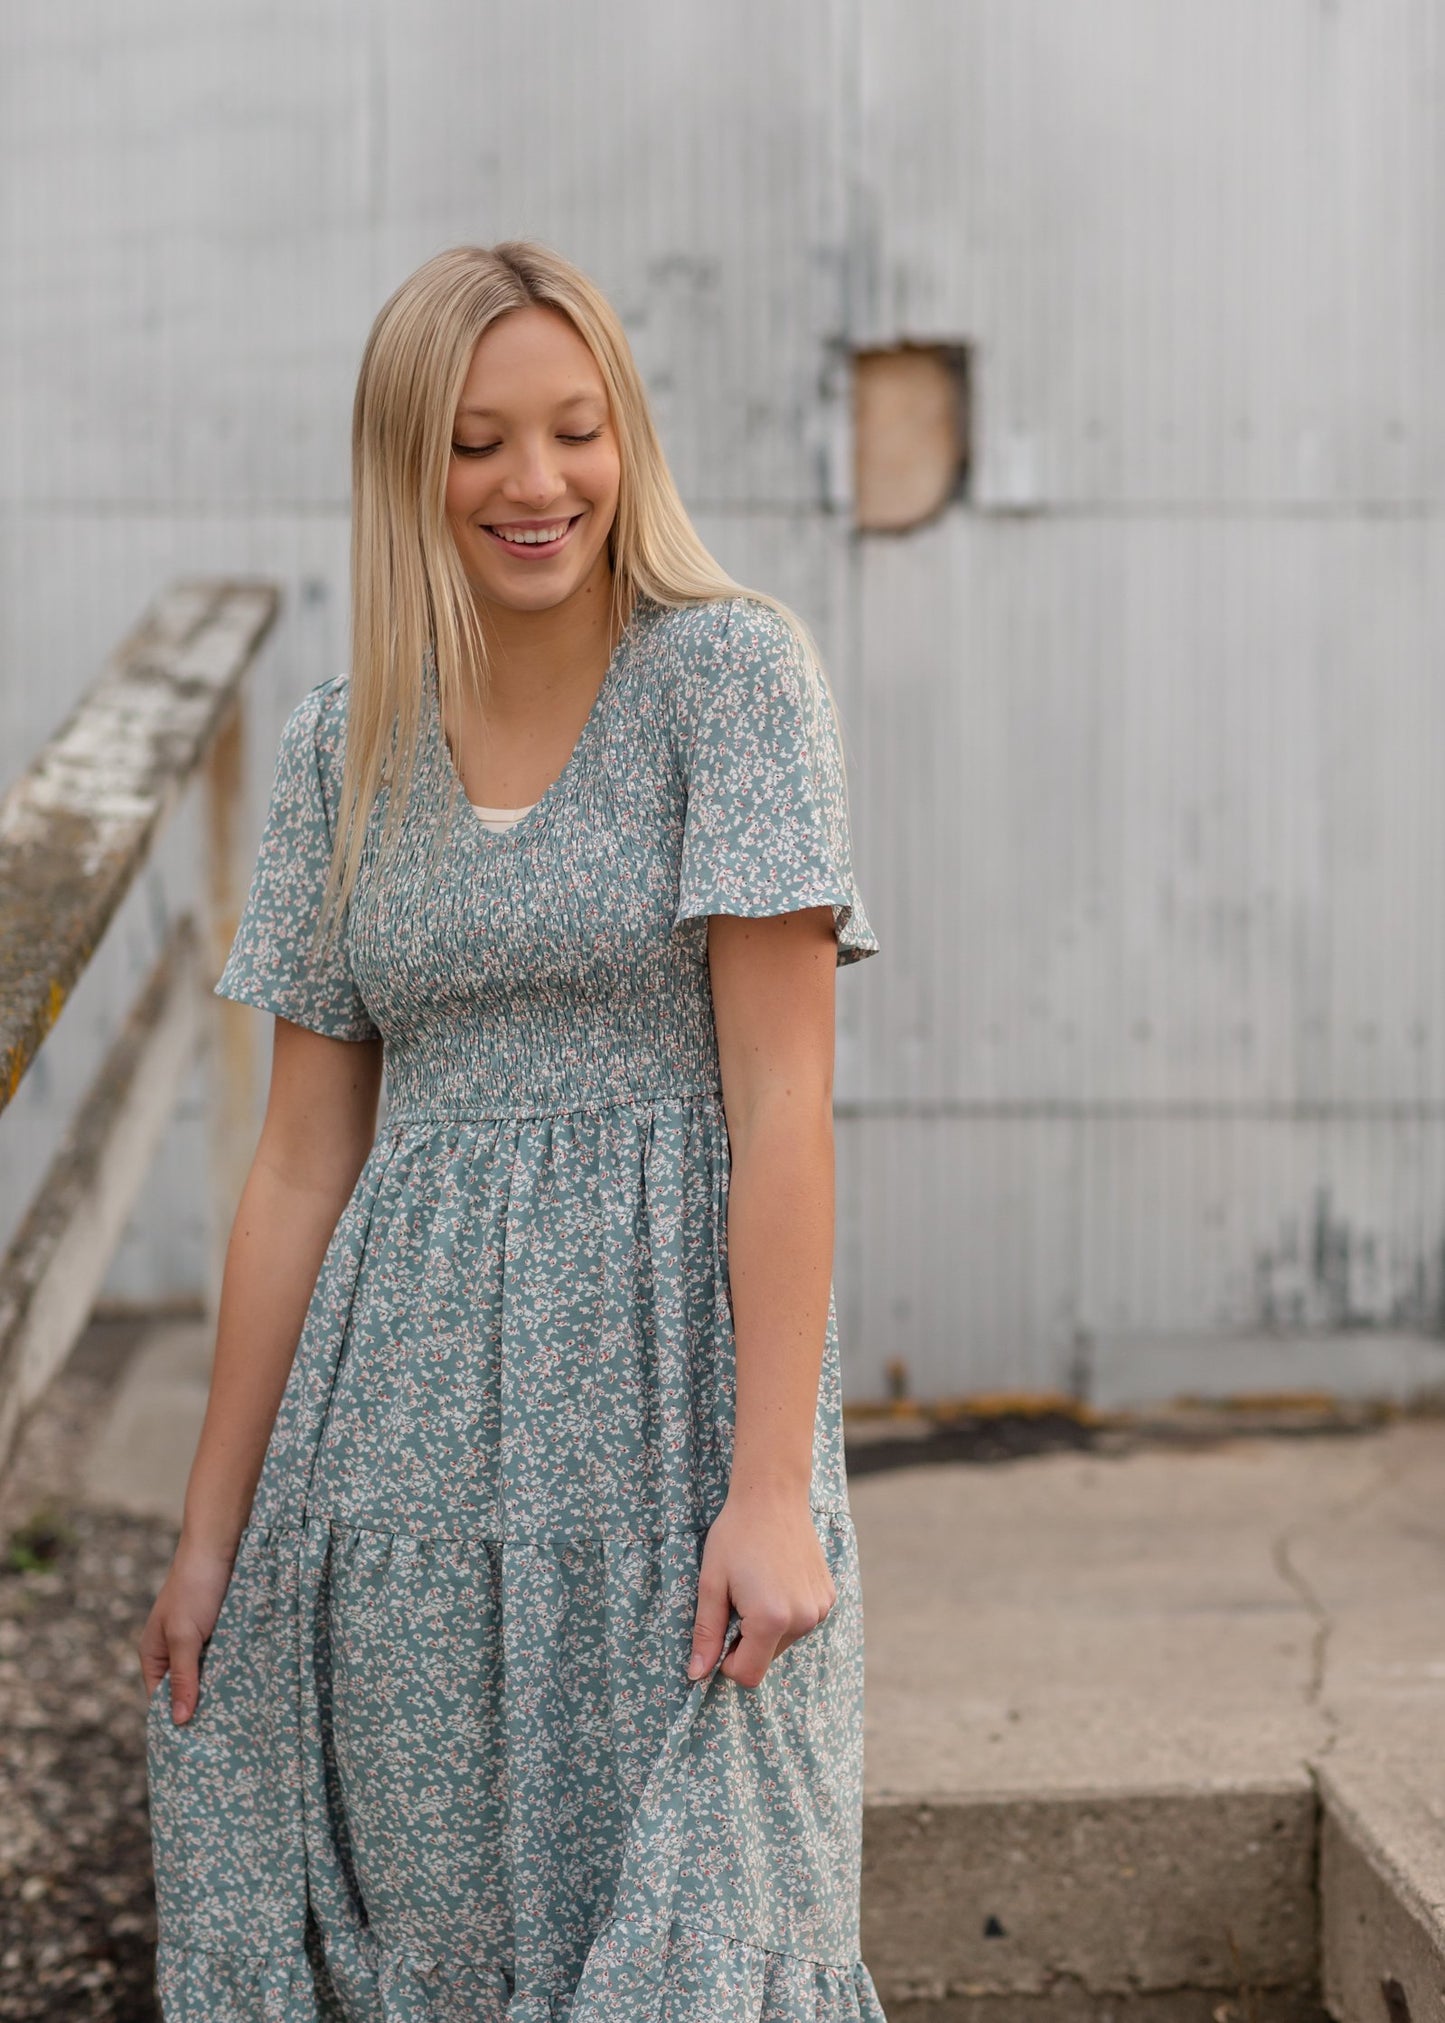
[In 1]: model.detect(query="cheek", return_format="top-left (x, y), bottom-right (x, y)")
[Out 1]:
top-left (585, 449), bottom-right (622, 512)
top-left (445, 464), bottom-right (482, 523)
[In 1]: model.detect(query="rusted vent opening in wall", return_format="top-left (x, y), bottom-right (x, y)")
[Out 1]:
top-left (852, 342), bottom-right (970, 532)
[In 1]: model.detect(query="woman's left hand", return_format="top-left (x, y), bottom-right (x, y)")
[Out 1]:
top-left (687, 1485), bottom-right (838, 1689)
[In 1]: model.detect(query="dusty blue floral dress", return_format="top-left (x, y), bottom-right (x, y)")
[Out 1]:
top-left (146, 590), bottom-right (885, 2023)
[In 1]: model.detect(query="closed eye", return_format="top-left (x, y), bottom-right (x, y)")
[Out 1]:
top-left (451, 428), bottom-right (605, 458)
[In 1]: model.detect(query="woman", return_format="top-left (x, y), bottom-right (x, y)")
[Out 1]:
top-left (139, 239), bottom-right (885, 2023)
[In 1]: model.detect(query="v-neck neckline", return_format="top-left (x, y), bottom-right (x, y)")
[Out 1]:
top-left (431, 592), bottom-right (653, 847)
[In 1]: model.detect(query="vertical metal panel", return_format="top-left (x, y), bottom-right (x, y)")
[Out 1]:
top-left (1080, 1113), bottom-right (1445, 1407)
top-left (852, 1114), bottom-right (1081, 1402)
top-left (849, 0), bottom-right (1445, 1402)
top-left (859, 515), bottom-right (1445, 1112)
top-left (374, 0), bottom-right (848, 516)
top-left (855, 0), bottom-right (1445, 508)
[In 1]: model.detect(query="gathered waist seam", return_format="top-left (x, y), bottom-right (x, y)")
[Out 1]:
top-left (383, 1083), bottom-right (725, 1126)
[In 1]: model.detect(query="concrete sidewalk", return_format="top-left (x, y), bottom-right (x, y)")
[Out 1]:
top-left (81, 1325), bottom-right (1445, 2020)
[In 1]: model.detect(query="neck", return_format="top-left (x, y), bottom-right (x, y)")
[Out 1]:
top-left (471, 556), bottom-right (624, 717)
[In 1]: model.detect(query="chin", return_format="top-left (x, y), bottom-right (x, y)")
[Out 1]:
top-left (476, 573), bottom-right (584, 612)
top-left (471, 544), bottom-right (608, 605)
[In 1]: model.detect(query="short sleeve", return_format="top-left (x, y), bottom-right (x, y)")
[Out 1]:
top-left (213, 680), bottom-right (379, 1041)
top-left (671, 598), bottom-right (880, 966)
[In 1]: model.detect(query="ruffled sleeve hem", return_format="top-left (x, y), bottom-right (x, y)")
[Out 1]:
top-left (673, 889), bottom-right (880, 968)
top-left (212, 676), bottom-right (380, 1042)
top-left (669, 597), bottom-right (880, 971)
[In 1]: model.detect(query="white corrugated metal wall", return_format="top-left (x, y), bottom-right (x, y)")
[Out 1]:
top-left (846, 0), bottom-right (1445, 1405)
top-left (2, 2), bottom-right (1442, 1407)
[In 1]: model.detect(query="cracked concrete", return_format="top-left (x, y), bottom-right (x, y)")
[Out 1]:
top-left (1270, 1445), bottom-right (1407, 1749)
top-left (849, 1420), bottom-right (1445, 2016)
top-left (850, 1423), bottom-right (1443, 1802)
top-left (1271, 1522), bottom-right (1331, 1714)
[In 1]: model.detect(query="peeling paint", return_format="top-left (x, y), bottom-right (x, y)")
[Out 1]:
top-left (1255, 1186), bottom-right (1436, 1335)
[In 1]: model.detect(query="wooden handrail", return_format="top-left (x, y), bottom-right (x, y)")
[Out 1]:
top-left (0, 580), bottom-right (277, 1110)
top-left (0, 579), bottom-right (280, 1472)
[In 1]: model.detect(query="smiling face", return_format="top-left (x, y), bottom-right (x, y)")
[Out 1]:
top-left (444, 303), bottom-right (622, 620)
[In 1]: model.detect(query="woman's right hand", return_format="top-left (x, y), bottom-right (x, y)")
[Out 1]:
top-left (137, 1539), bottom-right (238, 1726)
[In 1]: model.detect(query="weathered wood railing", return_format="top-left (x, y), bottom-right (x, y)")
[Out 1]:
top-left (0, 580), bottom-right (280, 1473)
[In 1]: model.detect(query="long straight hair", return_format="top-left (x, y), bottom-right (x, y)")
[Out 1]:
top-left (316, 240), bottom-right (842, 950)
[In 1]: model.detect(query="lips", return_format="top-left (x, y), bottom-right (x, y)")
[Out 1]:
top-left (482, 513), bottom-right (582, 553)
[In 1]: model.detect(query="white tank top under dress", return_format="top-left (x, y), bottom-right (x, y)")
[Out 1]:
top-left (468, 801), bottom-right (535, 832)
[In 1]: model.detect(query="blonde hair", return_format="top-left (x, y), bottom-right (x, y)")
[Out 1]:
top-left (317, 239), bottom-right (841, 949)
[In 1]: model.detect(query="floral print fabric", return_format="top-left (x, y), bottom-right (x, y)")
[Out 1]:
top-left (146, 591), bottom-right (885, 2023)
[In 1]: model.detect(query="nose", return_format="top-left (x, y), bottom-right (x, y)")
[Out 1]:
top-left (502, 435), bottom-right (568, 510)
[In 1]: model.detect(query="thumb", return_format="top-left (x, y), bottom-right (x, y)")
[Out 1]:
top-left (686, 1566), bottom-right (731, 1680)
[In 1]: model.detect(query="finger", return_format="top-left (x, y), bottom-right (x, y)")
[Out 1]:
top-left (765, 1597), bottom-right (833, 1666)
top-left (721, 1610), bottom-right (786, 1691)
top-left (686, 1568), bottom-right (732, 1680)
top-left (168, 1634), bottom-right (203, 1726)
top-left (137, 1636), bottom-right (168, 1698)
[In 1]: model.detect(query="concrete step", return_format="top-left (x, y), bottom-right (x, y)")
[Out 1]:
top-left (849, 1420), bottom-right (1445, 2020)
top-left (1320, 1747), bottom-right (1445, 2023)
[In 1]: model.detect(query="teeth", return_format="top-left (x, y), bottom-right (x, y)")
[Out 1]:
top-left (490, 520), bottom-right (571, 545)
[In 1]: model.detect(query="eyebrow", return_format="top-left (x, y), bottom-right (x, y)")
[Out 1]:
top-left (456, 391), bottom-right (604, 420)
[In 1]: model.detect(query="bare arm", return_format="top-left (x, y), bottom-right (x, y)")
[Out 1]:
top-left (180, 1016), bottom-right (382, 1554)
top-left (138, 1015), bottom-right (382, 1719)
top-left (686, 904), bottom-right (841, 1689)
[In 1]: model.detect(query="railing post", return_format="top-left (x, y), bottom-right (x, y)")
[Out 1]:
top-left (200, 694), bottom-right (254, 1336)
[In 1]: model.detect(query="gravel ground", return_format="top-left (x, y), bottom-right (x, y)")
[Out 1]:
top-left (0, 1317), bottom-right (180, 2023)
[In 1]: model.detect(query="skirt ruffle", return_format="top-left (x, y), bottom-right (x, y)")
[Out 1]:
top-left (155, 1924), bottom-right (889, 2023)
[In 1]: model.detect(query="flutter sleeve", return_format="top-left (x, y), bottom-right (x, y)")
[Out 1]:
top-left (671, 597), bottom-right (880, 966)
top-left (213, 679), bottom-right (379, 1041)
